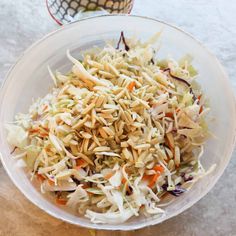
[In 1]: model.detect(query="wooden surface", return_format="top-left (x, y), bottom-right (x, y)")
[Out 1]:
top-left (1, 0), bottom-right (236, 235)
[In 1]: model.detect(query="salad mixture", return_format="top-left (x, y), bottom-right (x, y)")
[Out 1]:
top-left (6, 32), bottom-right (210, 224)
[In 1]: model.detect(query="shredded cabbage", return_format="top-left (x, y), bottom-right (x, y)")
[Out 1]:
top-left (5, 32), bottom-right (212, 224)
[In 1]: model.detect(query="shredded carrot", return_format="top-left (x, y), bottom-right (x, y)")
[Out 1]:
top-left (40, 132), bottom-right (48, 137)
top-left (148, 173), bottom-right (160, 188)
top-left (153, 165), bottom-right (164, 173)
top-left (29, 128), bottom-right (39, 133)
top-left (29, 127), bottom-right (48, 138)
top-left (165, 112), bottom-right (174, 118)
top-left (121, 177), bottom-right (127, 184)
top-left (75, 159), bottom-right (87, 169)
top-left (48, 179), bottom-right (55, 186)
top-left (127, 81), bottom-right (136, 92)
top-left (199, 105), bottom-right (203, 114)
top-left (104, 172), bottom-right (114, 180)
top-left (165, 137), bottom-right (174, 154)
top-left (56, 198), bottom-right (67, 205)
top-left (82, 183), bottom-right (90, 189)
top-left (37, 174), bottom-right (46, 182)
top-left (197, 95), bottom-right (202, 101)
top-left (176, 108), bottom-right (180, 113)
top-left (42, 105), bottom-right (48, 112)
top-left (142, 174), bottom-right (152, 182)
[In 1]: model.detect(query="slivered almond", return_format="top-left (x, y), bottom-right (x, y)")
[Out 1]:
top-left (62, 133), bottom-right (73, 143)
top-left (118, 99), bottom-right (127, 110)
top-left (103, 104), bottom-right (119, 110)
top-left (99, 70), bottom-right (115, 79)
top-left (100, 113), bottom-right (113, 119)
top-left (136, 150), bottom-right (148, 166)
top-left (69, 140), bottom-right (78, 145)
top-left (98, 127), bottom-right (108, 139)
top-left (84, 121), bottom-right (93, 128)
top-left (134, 144), bottom-right (151, 150)
top-left (118, 121), bottom-right (125, 135)
top-left (77, 153), bottom-right (94, 165)
top-left (130, 100), bottom-right (140, 108)
top-left (131, 130), bottom-right (143, 137)
top-left (119, 134), bottom-right (127, 139)
top-left (93, 86), bottom-right (111, 93)
top-left (115, 135), bottom-right (120, 143)
top-left (88, 67), bottom-right (99, 74)
top-left (83, 92), bottom-right (94, 106)
top-left (93, 134), bottom-right (101, 146)
top-left (81, 103), bottom-right (95, 115)
top-left (70, 144), bottom-right (79, 155)
top-left (132, 122), bottom-right (145, 128)
top-left (93, 146), bottom-right (111, 152)
top-left (131, 105), bottom-right (144, 112)
top-left (112, 87), bottom-right (123, 95)
top-left (102, 127), bottom-right (115, 136)
top-left (166, 132), bottom-right (175, 150)
top-left (146, 129), bottom-right (153, 143)
top-left (98, 116), bottom-right (108, 126)
top-left (102, 95), bottom-right (108, 106)
top-left (119, 107), bottom-right (126, 121)
top-left (88, 141), bottom-right (97, 151)
top-left (127, 139), bottom-right (135, 147)
top-left (72, 115), bottom-right (88, 129)
top-left (125, 89), bottom-right (131, 100)
top-left (80, 131), bottom-right (92, 139)
top-left (95, 95), bottom-right (105, 107)
top-left (115, 88), bottom-right (126, 100)
top-left (168, 159), bottom-right (175, 171)
top-left (174, 146), bottom-right (180, 167)
top-left (107, 63), bottom-right (119, 76)
top-left (122, 148), bottom-right (133, 161)
top-left (91, 109), bottom-right (96, 127)
top-left (87, 59), bottom-right (104, 70)
top-left (101, 109), bottom-right (116, 114)
top-left (131, 148), bottom-right (138, 162)
top-left (124, 111), bottom-right (133, 124)
top-left (165, 146), bottom-right (173, 159)
top-left (96, 152), bottom-right (120, 157)
top-left (154, 72), bottom-right (169, 86)
top-left (142, 72), bottom-right (159, 86)
top-left (83, 138), bottom-right (90, 153)
top-left (90, 96), bottom-right (98, 105)
top-left (121, 142), bottom-right (129, 148)
top-left (120, 69), bottom-right (134, 77)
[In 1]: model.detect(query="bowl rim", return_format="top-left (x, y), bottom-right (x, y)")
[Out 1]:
top-left (0, 14), bottom-right (236, 231)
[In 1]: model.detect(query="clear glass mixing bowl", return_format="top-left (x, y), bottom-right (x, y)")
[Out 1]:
top-left (0, 15), bottom-right (235, 230)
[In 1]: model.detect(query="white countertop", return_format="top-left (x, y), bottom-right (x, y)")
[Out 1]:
top-left (0, 0), bottom-right (236, 235)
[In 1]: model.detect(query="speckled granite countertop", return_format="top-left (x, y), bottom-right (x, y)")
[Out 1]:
top-left (0, 1), bottom-right (236, 235)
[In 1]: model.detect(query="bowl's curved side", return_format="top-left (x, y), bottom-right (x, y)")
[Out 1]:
top-left (0, 15), bottom-right (235, 231)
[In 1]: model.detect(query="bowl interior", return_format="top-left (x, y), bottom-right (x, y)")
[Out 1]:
top-left (0, 15), bottom-right (235, 230)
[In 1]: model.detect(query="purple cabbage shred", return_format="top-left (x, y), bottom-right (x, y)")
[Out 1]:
top-left (116, 31), bottom-right (130, 51)
top-left (162, 184), bottom-right (186, 197)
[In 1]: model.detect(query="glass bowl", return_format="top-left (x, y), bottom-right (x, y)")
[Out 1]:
top-left (0, 15), bottom-right (235, 230)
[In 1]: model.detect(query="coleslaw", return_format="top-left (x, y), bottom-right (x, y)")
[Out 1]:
top-left (6, 32), bottom-right (211, 224)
